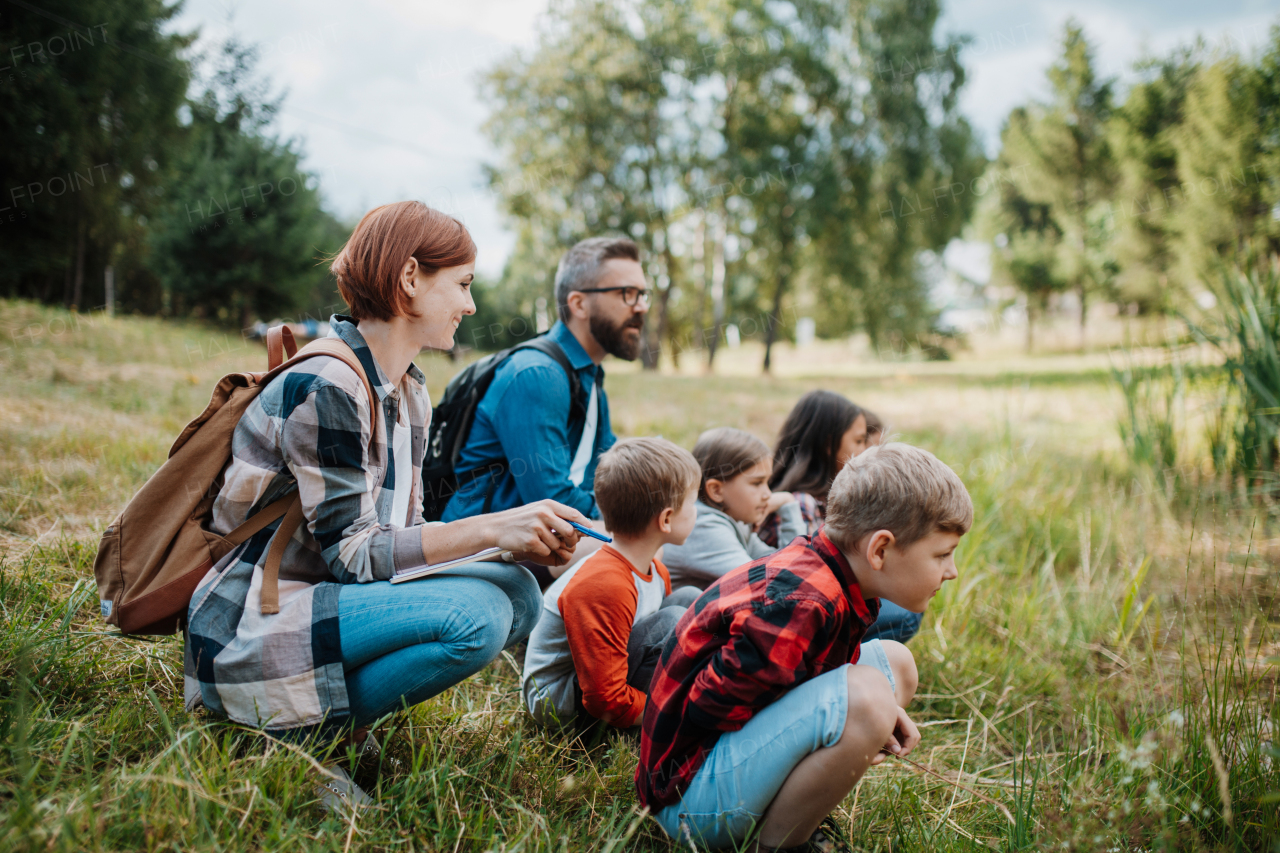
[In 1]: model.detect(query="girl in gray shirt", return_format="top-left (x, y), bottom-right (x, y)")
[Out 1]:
top-left (663, 428), bottom-right (806, 590)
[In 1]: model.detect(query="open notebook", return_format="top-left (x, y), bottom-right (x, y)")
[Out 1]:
top-left (390, 547), bottom-right (512, 584)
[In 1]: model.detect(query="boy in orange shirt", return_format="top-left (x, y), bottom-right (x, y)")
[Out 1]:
top-left (522, 437), bottom-right (702, 730)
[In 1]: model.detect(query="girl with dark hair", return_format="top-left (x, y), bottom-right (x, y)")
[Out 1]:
top-left (758, 390), bottom-right (867, 545)
top-left (759, 390), bottom-right (923, 644)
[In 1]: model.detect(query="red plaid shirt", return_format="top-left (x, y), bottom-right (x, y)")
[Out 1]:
top-left (635, 528), bottom-right (879, 810)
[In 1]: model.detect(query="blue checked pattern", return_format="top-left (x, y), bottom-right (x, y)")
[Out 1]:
top-left (183, 316), bottom-right (431, 732)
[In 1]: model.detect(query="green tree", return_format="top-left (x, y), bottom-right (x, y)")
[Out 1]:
top-left (0, 0), bottom-right (191, 311)
top-left (483, 0), bottom-right (705, 368)
top-left (147, 40), bottom-right (333, 328)
top-left (1000, 22), bottom-right (1115, 349)
top-left (822, 0), bottom-right (986, 354)
top-left (985, 137), bottom-right (1068, 352)
top-left (698, 0), bottom-right (837, 371)
top-left (1170, 43), bottom-right (1280, 282)
top-left (1107, 47), bottom-right (1202, 311)
top-left (483, 0), bottom-right (984, 372)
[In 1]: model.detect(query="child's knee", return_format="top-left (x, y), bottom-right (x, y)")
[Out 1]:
top-left (844, 665), bottom-right (898, 739)
top-left (665, 585), bottom-right (701, 608)
top-left (879, 640), bottom-right (918, 705)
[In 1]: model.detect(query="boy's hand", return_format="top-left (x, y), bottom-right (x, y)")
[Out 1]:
top-left (872, 707), bottom-right (921, 765)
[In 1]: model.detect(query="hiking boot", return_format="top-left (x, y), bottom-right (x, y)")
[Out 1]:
top-left (352, 731), bottom-right (403, 789)
top-left (316, 764), bottom-right (373, 815)
top-left (776, 815), bottom-right (852, 853)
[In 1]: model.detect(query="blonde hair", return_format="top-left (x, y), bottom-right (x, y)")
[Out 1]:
top-left (594, 438), bottom-right (701, 536)
top-left (691, 427), bottom-right (772, 508)
top-left (824, 442), bottom-right (973, 551)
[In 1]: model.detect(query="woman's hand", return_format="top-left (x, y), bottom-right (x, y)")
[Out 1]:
top-left (487, 499), bottom-right (586, 567)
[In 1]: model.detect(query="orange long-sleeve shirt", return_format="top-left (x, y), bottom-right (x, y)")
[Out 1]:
top-left (559, 546), bottom-right (672, 728)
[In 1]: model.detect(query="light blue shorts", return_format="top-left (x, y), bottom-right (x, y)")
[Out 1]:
top-left (653, 639), bottom-right (896, 850)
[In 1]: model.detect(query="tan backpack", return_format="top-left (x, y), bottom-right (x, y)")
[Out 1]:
top-left (93, 326), bottom-right (377, 635)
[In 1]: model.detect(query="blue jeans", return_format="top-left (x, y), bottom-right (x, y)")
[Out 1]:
top-left (863, 599), bottom-right (923, 643)
top-left (654, 642), bottom-right (897, 849)
top-left (337, 562), bottom-right (541, 727)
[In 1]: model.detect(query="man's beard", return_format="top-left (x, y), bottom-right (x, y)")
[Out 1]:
top-left (589, 313), bottom-right (644, 361)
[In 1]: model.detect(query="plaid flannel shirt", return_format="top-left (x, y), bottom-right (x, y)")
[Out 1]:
top-left (635, 528), bottom-right (879, 811)
top-left (183, 316), bottom-right (430, 733)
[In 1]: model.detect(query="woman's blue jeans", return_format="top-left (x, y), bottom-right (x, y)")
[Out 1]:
top-left (337, 561), bottom-right (541, 727)
top-left (863, 599), bottom-right (923, 643)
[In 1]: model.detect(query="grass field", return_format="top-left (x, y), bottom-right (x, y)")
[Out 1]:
top-left (1, 299), bottom-right (1276, 852)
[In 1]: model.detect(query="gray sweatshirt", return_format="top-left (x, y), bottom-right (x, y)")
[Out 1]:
top-left (663, 499), bottom-right (806, 590)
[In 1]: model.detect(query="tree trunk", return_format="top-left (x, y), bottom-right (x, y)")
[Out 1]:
top-left (1078, 281), bottom-right (1087, 351)
top-left (691, 210), bottom-right (708, 348)
top-left (70, 219), bottom-right (86, 309)
top-left (62, 244), bottom-right (73, 305)
top-left (654, 231), bottom-right (681, 370)
top-left (705, 211), bottom-right (727, 370)
top-left (639, 236), bottom-right (662, 370)
top-left (763, 263), bottom-right (790, 374)
top-left (639, 331), bottom-right (661, 369)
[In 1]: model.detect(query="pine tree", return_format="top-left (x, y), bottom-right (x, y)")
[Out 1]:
top-left (1170, 46), bottom-right (1279, 280)
top-left (1108, 47), bottom-right (1202, 311)
top-left (1000, 22), bottom-right (1115, 349)
top-left (147, 39), bottom-right (334, 327)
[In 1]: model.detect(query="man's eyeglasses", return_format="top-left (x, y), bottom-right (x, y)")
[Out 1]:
top-left (575, 286), bottom-right (651, 307)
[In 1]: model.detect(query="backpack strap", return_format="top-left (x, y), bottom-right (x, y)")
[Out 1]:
top-left (518, 336), bottom-right (587, 419)
top-left (461, 336), bottom-right (592, 513)
top-left (266, 325), bottom-right (298, 370)
top-left (260, 498), bottom-right (306, 614)
top-left (253, 331), bottom-right (381, 616)
top-left (223, 494), bottom-right (295, 546)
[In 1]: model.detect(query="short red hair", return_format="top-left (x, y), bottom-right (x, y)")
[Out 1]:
top-left (331, 201), bottom-right (477, 321)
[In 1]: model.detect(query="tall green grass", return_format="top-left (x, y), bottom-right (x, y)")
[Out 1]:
top-left (1189, 258), bottom-right (1280, 495)
top-left (1114, 258), bottom-right (1280, 511)
top-left (1114, 358), bottom-right (1185, 486)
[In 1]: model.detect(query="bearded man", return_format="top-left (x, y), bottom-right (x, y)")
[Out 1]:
top-left (442, 237), bottom-right (648, 535)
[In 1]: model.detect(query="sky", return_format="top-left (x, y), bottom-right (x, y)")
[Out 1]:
top-left (170, 0), bottom-right (1279, 279)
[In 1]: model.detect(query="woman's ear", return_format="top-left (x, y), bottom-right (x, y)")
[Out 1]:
top-left (704, 479), bottom-right (724, 504)
top-left (400, 257), bottom-right (419, 297)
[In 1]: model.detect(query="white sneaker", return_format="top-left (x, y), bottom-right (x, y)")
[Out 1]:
top-left (354, 731), bottom-right (403, 787)
top-left (316, 764), bottom-right (373, 814)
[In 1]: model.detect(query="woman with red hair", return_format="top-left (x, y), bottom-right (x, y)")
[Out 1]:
top-left (184, 202), bottom-right (587, 809)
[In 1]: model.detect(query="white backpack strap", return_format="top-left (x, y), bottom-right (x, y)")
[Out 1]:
top-left (568, 380), bottom-right (599, 487)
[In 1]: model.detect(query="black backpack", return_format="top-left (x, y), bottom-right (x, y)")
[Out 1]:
top-left (422, 335), bottom-right (589, 521)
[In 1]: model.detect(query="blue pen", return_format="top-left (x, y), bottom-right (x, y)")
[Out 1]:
top-left (568, 520), bottom-right (612, 543)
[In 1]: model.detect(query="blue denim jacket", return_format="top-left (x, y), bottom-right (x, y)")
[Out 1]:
top-left (442, 322), bottom-right (616, 521)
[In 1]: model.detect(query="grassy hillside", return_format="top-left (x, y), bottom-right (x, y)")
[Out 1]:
top-left (1, 300), bottom-right (1276, 852)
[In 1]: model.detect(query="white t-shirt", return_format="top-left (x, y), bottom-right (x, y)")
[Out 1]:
top-left (521, 548), bottom-right (669, 726)
top-left (389, 396), bottom-right (413, 529)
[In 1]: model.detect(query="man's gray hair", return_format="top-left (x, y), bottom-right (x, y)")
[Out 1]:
top-left (553, 236), bottom-right (640, 320)
top-left (825, 442), bottom-right (973, 551)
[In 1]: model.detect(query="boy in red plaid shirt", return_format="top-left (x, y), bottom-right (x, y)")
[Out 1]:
top-left (636, 443), bottom-right (973, 851)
